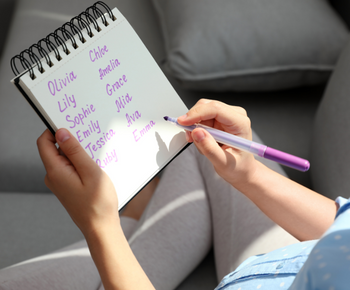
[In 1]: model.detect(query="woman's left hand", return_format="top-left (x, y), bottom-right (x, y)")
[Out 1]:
top-left (37, 129), bottom-right (119, 237)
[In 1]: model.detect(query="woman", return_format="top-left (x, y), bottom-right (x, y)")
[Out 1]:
top-left (2, 99), bottom-right (341, 289)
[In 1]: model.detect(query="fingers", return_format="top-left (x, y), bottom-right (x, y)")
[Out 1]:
top-left (55, 128), bottom-right (100, 179)
top-left (178, 99), bottom-right (251, 138)
top-left (37, 129), bottom-right (62, 172)
top-left (191, 128), bottom-right (233, 171)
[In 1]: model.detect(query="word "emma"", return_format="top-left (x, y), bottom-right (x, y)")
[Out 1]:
top-left (89, 45), bottom-right (108, 62)
top-left (133, 120), bottom-right (156, 142)
top-left (48, 71), bottom-right (77, 96)
top-left (106, 75), bottom-right (128, 96)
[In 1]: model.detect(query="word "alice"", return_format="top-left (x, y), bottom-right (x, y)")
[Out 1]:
top-left (89, 45), bottom-right (108, 62)
top-left (48, 71), bottom-right (77, 96)
top-left (66, 104), bottom-right (96, 128)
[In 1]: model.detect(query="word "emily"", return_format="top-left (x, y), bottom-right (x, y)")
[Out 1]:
top-left (48, 71), bottom-right (77, 96)
top-left (76, 119), bottom-right (101, 142)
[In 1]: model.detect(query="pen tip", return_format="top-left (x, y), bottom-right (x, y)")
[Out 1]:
top-left (163, 116), bottom-right (168, 121)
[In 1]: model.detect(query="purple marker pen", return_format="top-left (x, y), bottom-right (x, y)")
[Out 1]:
top-left (164, 116), bottom-right (310, 172)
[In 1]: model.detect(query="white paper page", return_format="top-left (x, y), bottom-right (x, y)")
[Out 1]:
top-left (18, 8), bottom-right (188, 208)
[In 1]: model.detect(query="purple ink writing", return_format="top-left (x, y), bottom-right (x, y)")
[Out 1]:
top-left (85, 129), bottom-right (116, 159)
top-left (66, 104), bottom-right (96, 128)
top-left (76, 119), bottom-right (101, 142)
top-left (126, 111), bottom-right (142, 127)
top-left (89, 45), bottom-right (108, 62)
top-left (106, 75), bottom-right (128, 96)
top-left (58, 94), bottom-right (76, 113)
top-left (133, 120), bottom-right (156, 142)
top-left (48, 71), bottom-right (77, 96)
top-left (96, 149), bottom-right (118, 168)
top-left (99, 59), bottom-right (121, 80)
top-left (115, 93), bottom-right (132, 113)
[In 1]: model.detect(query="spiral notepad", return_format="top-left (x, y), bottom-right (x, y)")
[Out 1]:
top-left (10, 1), bottom-right (189, 209)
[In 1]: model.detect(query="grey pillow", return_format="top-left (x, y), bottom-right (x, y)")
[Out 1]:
top-left (311, 37), bottom-right (350, 200)
top-left (152, 0), bottom-right (349, 92)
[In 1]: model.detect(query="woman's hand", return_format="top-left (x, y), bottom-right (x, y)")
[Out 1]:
top-left (37, 129), bottom-right (155, 289)
top-left (37, 129), bottom-right (119, 237)
top-left (178, 99), bottom-right (258, 186)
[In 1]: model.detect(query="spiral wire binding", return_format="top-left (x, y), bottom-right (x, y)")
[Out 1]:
top-left (10, 1), bottom-right (116, 80)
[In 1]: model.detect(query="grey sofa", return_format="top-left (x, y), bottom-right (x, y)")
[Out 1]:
top-left (0, 0), bottom-right (349, 289)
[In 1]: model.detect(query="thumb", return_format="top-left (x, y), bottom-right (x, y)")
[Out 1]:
top-left (55, 128), bottom-right (100, 178)
top-left (192, 128), bottom-right (228, 169)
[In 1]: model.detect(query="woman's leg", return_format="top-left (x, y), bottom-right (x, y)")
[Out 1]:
top-left (117, 144), bottom-right (212, 290)
top-left (0, 239), bottom-right (101, 290)
top-left (0, 145), bottom-right (212, 290)
top-left (195, 130), bottom-right (299, 281)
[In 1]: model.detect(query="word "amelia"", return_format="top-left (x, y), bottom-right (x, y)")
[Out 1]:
top-left (99, 59), bottom-right (121, 80)
top-left (48, 71), bottom-right (77, 96)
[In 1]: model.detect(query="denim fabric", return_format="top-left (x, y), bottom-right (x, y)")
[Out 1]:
top-left (215, 197), bottom-right (349, 290)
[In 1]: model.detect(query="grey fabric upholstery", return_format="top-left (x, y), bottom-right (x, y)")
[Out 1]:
top-left (311, 38), bottom-right (350, 200)
top-left (152, 0), bottom-right (349, 92)
top-left (0, 0), bottom-right (350, 289)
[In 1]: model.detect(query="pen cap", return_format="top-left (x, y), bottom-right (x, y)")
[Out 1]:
top-left (264, 147), bottom-right (310, 172)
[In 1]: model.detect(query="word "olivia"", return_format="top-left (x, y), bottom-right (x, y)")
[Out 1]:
top-left (115, 93), bottom-right (132, 113)
top-left (85, 129), bottom-right (116, 159)
top-left (89, 45), bottom-right (108, 62)
top-left (58, 94), bottom-right (76, 113)
top-left (99, 58), bottom-right (121, 80)
top-left (65, 104), bottom-right (96, 128)
top-left (48, 71), bottom-right (77, 96)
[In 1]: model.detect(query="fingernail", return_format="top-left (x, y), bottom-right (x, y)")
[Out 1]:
top-left (193, 129), bottom-right (205, 143)
top-left (185, 131), bottom-right (191, 142)
top-left (178, 114), bottom-right (188, 121)
top-left (56, 129), bottom-right (70, 143)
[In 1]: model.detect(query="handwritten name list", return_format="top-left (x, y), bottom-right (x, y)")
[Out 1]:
top-left (47, 44), bottom-right (156, 169)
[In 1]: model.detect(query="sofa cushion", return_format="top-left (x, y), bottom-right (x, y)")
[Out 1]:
top-left (152, 0), bottom-right (349, 92)
top-left (311, 37), bottom-right (350, 200)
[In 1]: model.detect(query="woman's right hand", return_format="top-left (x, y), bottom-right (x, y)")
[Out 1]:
top-left (178, 99), bottom-right (258, 186)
